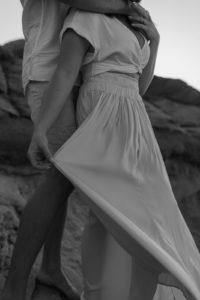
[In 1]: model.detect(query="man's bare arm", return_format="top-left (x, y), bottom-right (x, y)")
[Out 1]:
top-left (57, 0), bottom-right (131, 15)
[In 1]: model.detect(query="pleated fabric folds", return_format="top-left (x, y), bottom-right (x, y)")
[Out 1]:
top-left (54, 73), bottom-right (200, 300)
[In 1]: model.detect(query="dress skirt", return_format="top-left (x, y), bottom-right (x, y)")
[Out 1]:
top-left (53, 73), bottom-right (200, 300)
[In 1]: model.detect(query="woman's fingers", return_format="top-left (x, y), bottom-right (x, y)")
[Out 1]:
top-left (27, 132), bottom-right (53, 169)
top-left (41, 138), bottom-right (53, 162)
top-left (28, 143), bottom-right (51, 170)
top-left (129, 2), bottom-right (151, 19)
top-left (130, 23), bottom-right (147, 31)
top-left (130, 16), bottom-right (160, 43)
top-left (128, 15), bottom-right (149, 25)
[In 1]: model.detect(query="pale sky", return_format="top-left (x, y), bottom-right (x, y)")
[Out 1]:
top-left (0, 0), bottom-right (200, 91)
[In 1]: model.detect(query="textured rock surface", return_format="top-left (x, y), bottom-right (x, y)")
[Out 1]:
top-left (0, 40), bottom-right (200, 299)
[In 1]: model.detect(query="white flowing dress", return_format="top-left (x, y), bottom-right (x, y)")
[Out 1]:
top-left (53, 9), bottom-right (200, 300)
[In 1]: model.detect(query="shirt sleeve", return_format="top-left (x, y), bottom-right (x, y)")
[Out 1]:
top-left (60, 9), bottom-right (99, 55)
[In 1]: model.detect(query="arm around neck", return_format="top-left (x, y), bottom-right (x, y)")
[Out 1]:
top-left (57, 0), bottom-right (130, 15)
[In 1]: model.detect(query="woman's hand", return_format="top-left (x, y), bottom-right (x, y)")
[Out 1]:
top-left (27, 128), bottom-right (53, 170)
top-left (128, 3), bottom-right (160, 44)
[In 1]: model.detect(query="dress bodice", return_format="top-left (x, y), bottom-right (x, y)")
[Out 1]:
top-left (60, 9), bottom-right (150, 82)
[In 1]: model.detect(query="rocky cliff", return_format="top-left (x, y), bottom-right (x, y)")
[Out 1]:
top-left (0, 40), bottom-right (200, 298)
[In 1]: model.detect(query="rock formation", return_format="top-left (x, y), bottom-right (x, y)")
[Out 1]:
top-left (0, 40), bottom-right (200, 299)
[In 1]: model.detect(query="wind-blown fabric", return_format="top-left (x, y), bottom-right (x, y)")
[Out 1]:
top-left (54, 9), bottom-right (200, 300)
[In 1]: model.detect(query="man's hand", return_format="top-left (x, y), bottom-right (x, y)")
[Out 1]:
top-left (27, 129), bottom-right (53, 170)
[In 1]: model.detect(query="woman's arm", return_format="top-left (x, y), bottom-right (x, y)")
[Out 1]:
top-left (36, 30), bottom-right (89, 134)
top-left (139, 39), bottom-right (159, 96)
top-left (28, 30), bottom-right (89, 167)
top-left (128, 4), bottom-right (160, 96)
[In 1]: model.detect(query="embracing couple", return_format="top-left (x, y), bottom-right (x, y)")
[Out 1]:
top-left (1, 0), bottom-right (200, 300)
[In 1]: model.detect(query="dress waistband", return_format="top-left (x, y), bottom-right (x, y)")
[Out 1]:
top-left (81, 72), bottom-right (140, 95)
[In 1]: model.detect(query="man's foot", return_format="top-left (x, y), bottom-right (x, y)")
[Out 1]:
top-left (32, 270), bottom-right (79, 300)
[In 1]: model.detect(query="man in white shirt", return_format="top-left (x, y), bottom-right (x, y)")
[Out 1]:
top-left (1, 1), bottom-right (142, 300)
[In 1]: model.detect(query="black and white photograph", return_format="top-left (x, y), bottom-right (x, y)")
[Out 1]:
top-left (0, 1), bottom-right (200, 299)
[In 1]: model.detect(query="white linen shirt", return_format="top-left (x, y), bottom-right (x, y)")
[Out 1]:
top-left (20, 0), bottom-right (69, 90)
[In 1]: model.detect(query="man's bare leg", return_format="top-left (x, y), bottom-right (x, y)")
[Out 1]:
top-left (18, 81), bottom-right (78, 299)
top-left (38, 199), bottom-right (78, 298)
top-left (1, 166), bottom-right (74, 300)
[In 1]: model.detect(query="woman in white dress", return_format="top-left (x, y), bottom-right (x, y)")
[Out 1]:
top-left (32, 2), bottom-right (200, 300)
